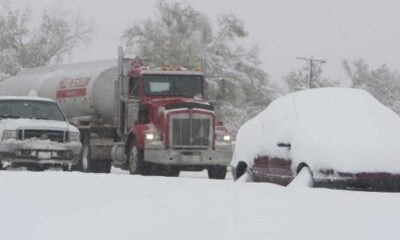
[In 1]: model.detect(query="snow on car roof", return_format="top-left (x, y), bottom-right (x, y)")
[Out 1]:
top-left (0, 96), bottom-right (55, 102)
top-left (232, 87), bottom-right (400, 174)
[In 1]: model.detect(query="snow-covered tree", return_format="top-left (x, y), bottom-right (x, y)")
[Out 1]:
top-left (0, 2), bottom-right (92, 78)
top-left (284, 62), bottom-right (339, 92)
top-left (122, 1), bottom-right (277, 132)
top-left (343, 59), bottom-right (400, 113)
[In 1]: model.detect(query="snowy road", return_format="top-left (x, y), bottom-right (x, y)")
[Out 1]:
top-left (0, 169), bottom-right (399, 240)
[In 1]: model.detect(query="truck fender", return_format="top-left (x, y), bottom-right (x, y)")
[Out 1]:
top-left (126, 124), bottom-right (150, 151)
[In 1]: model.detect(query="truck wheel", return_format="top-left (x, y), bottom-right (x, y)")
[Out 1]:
top-left (208, 166), bottom-right (227, 180)
top-left (80, 144), bottom-right (90, 171)
top-left (127, 140), bottom-right (145, 175)
top-left (73, 138), bottom-right (90, 172)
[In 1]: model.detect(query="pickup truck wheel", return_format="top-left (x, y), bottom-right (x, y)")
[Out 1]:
top-left (208, 166), bottom-right (227, 180)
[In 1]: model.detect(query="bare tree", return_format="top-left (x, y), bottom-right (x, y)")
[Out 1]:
top-left (122, 1), bottom-right (276, 133)
top-left (343, 59), bottom-right (400, 113)
top-left (0, 2), bottom-right (92, 78)
top-left (284, 62), bottom-right (339, 92)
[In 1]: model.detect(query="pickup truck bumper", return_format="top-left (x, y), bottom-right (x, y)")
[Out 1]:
top-left (0, 140), bottom-right (82, 168)
top-left (144, 147), bottom-right (232, 166)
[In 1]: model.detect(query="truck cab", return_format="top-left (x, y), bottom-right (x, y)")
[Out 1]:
top-left (0, 96), bottom-right (82, 171)
top-left (112, 54), bottom-right (233, 179)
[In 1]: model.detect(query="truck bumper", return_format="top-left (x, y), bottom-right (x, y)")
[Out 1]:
top-left (144, 147), bottom-right (232, 166)
top-left (0, 140), bottom-right (82, 168)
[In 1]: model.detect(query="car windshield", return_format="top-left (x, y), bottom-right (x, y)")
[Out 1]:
top-left (143, 74), bottom-right (202, 97)
top-left (0, 100), bottom-right (65, 121)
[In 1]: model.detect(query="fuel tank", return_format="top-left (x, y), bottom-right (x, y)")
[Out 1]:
top-left (0, 60), bottom-right (118, 124)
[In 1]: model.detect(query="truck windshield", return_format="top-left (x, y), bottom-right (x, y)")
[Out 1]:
top-left (143, 75), bottom-right (202, 97)
top-left (0, 100), bottom-right (65, 121)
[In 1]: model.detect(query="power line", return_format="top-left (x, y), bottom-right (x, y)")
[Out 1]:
top-left (296, 56), bottom-right (327, 88)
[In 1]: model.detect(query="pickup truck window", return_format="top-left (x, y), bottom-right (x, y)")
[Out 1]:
top-left (0, 100), bottom-right (65, 121)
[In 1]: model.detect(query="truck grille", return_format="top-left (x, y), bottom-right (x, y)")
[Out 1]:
top-left (171, 116), bottom-right (211, 148)
top-left (18, 129), bottom-right (67, 143)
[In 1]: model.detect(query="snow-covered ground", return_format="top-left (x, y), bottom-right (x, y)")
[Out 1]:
top-left (1, 169), bottom-right (399, 240)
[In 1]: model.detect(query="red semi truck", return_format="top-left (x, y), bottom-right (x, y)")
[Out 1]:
top-left (0, 48), bottom-right (233, 178)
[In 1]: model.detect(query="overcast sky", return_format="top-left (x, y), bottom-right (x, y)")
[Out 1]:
top-left (12, 0), bottom-right (400, 84)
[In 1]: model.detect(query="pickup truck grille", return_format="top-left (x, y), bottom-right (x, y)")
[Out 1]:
top-left (18, 129), bottom-right (67, 143)
top-left (170, 115), bottom-right (212, 148)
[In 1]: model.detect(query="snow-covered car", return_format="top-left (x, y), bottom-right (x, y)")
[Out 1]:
top-left (0, 96), bottom-right (82, 171)
top-left (231, 88), bottom-right (400, 191)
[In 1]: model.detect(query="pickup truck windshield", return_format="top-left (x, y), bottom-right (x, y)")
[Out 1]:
top-left (0, 100), bottom-right (65, 121)
top-left (143, 75), bottom-right (202, 97)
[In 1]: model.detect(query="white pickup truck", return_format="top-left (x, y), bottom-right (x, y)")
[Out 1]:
top-left (0, 96), bottom-right (82, 171)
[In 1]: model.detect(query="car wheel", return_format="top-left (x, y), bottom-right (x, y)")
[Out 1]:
top-left (288, 165), bottom-right (313, 188)
top-left (234, 162), bottom-right (249, 181)
top-left (208, 166), bottom-right (227, 180)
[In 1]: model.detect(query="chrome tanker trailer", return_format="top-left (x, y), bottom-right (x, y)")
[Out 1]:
top-left (0, 48), bottom-right (233, 178)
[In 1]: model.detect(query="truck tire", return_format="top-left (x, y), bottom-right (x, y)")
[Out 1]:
top-left (73, 132), bottom-right (90, 172)
top-left (73, 144), bottom-right (90, 172)
top-left (208, 166), bottom-right (227, 180)
top-left (127, 139), bottom-right (148, 175)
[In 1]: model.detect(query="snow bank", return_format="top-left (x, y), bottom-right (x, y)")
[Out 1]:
top-left (232, 88), bottom-right (400, 174)
top-left (0, 170), bottom-right (400, 240)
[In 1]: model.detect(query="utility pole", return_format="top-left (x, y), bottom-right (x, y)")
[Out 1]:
top-left (296, 56), bottom-right (326, 88)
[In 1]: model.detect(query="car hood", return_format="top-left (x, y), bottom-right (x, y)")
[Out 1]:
top-left (0, 118), bottom-right (75, 132)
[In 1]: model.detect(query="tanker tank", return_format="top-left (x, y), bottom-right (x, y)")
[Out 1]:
top-left (0, 60), bottom-right (118, 124)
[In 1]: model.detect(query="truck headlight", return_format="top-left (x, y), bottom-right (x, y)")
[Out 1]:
top-left (223, 135), bottom-right (231, 141)
top-left (145, 132), bottom-right (162, 141)
top-left (68, 132), bottom-right (80, 142)
top-left (2, 130), bottom-right (17, 140)
top-left (216, 134), bottom-right (232, 142)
